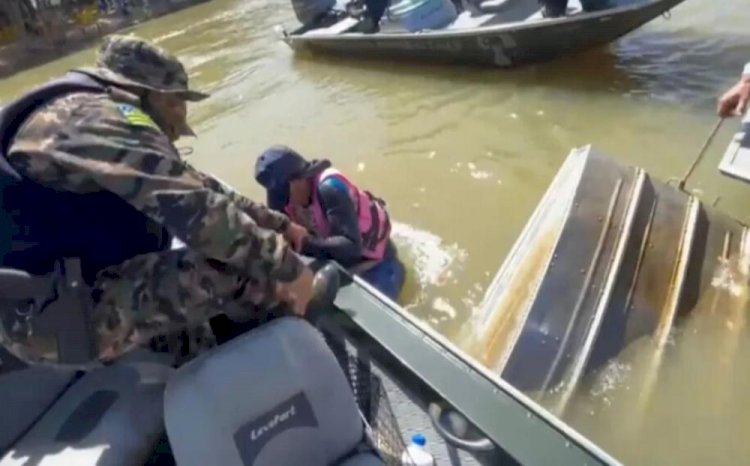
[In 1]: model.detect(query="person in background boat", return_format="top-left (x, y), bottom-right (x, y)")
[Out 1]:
top-left (717, 63), bottom-right (750, 118)
top-left (346, 0), bottom-right (388, 32)
top-left (255, 145), bottom-right (406, 301)
top-left (363, 0), bottom-right (389, 31)
top-left (0, 35), bottom-right (322, 366)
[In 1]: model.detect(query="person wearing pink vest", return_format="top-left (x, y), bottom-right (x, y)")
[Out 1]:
top-left (254, 145), bottom-right (405, 301)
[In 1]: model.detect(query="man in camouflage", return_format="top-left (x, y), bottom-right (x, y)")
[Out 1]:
top-left (3, 35), bottom-right (315, 363)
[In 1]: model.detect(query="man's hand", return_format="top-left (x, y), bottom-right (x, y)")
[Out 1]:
top-left (284, 222), bottom-right (309, 252)
top-left (275, 266), bottom-right (315, 316)
top-left (718, 77), bottom-right (750, 118)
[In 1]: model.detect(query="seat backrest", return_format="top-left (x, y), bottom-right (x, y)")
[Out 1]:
top-left (0, 268), bottom-right (51, 302)
top-left (165, 317), bottom-right (369, 466)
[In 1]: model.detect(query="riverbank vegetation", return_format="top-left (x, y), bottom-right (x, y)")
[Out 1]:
top-left (0, 0), bottom-right (208, 78)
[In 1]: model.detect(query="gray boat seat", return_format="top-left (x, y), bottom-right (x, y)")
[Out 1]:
top-left (304, 16), bottom-right (361, 35)
top-left (0, 268), bottom-right (52, 302)
top-left (0, 366), bottom-right (78, 454)
top-left (164, 317), bottom-right (383, 466)
top-left (0, 362), bottom-right (172, 466)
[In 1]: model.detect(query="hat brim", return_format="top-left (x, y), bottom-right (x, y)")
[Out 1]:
top-left (76, 67), bottom-right (210, 102)
top-left (180, 121), bottom-right (197, 137)
top-left (296, 159), bottom-right (331, 179)
top-left (175, 89), bottom-right (210, 102)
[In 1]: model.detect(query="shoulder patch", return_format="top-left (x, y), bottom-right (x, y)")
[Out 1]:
top-left (115, 103), bottom-right (159, 130)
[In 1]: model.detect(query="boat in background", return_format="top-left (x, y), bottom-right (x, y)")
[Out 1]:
top-left (278, 0), bottom-right (687, 67)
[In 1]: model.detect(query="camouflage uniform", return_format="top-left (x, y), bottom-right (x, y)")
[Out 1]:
top-left (6, 35), bottom-right (302, 362)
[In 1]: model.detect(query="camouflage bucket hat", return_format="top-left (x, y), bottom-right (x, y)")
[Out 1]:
top-left (79, 35), bottom-right (209, 102)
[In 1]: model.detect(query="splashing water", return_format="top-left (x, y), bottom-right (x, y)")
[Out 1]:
top-left (390, 222), bottom-right (467, 311)
top-left (590, 360), bottom-right (632, 399)
top-left (711, 256), bottom-right (749, 298)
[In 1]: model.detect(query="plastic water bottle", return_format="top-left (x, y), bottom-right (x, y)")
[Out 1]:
top-left (401, 433), bottom-right (435, 466)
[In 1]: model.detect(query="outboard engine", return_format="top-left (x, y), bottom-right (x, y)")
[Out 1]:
top-left (292, 0), bottom-right (336, 25)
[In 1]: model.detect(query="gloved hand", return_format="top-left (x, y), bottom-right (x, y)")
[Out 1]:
top-left (306, 263), bottom-right (341, 316)
top-left (275, 263), bottom-right (340, 317)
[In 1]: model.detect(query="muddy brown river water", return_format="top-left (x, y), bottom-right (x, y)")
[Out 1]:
top-left (2, 0), bottom-right (750, 463)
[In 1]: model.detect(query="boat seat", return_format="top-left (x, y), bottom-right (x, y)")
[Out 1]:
top-left (444, 11), bottom-right (496, 29)
top-left (473, 0), bottom-right (541, 20)
top-left (304, 16), bottom-right (361, 35)
top-left (164, 317), bottom-right (383, 466)
top-left (0, 361), bottom-right (172, 466)
top-left (0, 366), bottom-right (79, 454)
top-left (473, 0), bottom-right (522, 13)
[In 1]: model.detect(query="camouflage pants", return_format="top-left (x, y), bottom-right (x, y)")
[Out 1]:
top-left (91, 248), bottom-right (283, 363)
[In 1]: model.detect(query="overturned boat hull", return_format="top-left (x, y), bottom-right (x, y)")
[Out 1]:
top-left (284, 0), bottom-right (685, 67)
top-left (467, 146), bottom-right (748, 412)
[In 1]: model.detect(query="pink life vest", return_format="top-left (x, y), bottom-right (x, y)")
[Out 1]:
top-left (285, 167), bottom-right (391, 261)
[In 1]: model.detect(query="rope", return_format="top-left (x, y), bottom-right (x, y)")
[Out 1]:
top-left (677, 118), bottom-right (725, 191)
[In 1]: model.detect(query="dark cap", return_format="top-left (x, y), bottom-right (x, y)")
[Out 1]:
top-left (254, 145), bottom-right (330, 210)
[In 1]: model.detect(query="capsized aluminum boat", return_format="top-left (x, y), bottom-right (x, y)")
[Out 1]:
top-left (464, 145), bottom-right (750, 416)
top-left (3, 145), bottom-right (745, 466)
top-left (279, 0), bottom-right (687, 67)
